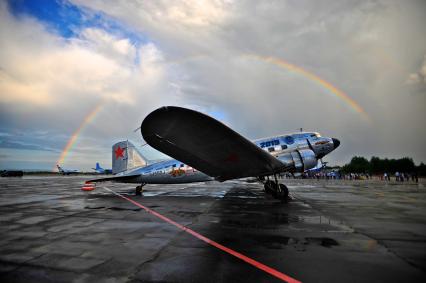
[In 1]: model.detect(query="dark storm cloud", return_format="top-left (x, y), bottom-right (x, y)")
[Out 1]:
top-left (73, 0), bottom-right (426, 164)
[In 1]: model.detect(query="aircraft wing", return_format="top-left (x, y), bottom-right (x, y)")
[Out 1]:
top-left (141, 106), bottom-right (286, 181)
top-left (86, 174), bottom-right (140, 183)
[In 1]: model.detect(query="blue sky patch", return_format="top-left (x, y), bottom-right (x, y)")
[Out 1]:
top-left (8, 0), bottom-right (147, 46)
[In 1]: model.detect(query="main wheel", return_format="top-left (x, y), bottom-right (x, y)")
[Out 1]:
top-left (264, 180), bottom-right (273, 194)
top-left (279, 184), bottom-right (289, 200)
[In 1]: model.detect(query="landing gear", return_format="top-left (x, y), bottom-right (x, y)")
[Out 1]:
top-left (278, 183), bottom-right (289, 200)
top-left (135, 183), bottom-right (146, 196)
top-left (264, 180), bottom-right (274, 195)
top-left (262, 175), bottom-right (289, 202)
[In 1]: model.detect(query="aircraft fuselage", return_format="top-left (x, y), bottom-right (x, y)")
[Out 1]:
top-left (117, 132), bottom-right (339, 184)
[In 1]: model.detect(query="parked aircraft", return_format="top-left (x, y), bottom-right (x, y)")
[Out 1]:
top-left (92, 162), bottom-right (112, 174)
top-left (57, 165), bottom-right (79, 175)
top-left (86, 106), bottom-right (340, 200)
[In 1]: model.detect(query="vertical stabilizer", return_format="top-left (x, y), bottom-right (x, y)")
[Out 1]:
top-left (112, 141), bottom-right (147, 174)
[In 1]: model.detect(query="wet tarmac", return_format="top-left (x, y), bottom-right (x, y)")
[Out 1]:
top-left (0, 176), bottom-right (425, 282)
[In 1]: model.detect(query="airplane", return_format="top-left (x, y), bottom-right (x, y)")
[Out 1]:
top-left (85, 106), bottom-right (340, 201)
top-left (57, 165), bottom-right (79, 175)
top-left (92, 162), bottom-right (112, 174)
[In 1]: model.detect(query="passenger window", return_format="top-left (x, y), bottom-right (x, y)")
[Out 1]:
top-left (268, 147), bottom-right (275, 152)
top-left (284, 136), bottom-right (294, 144)
top-left (281, 145), bottom-right (287, 150)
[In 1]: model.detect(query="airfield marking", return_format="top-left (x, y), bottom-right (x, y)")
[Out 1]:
top-left (103, 186), bottom-right (301, 283)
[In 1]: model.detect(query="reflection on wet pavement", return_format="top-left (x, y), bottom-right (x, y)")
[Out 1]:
top-left (0, 176), bottom-right (424, 282)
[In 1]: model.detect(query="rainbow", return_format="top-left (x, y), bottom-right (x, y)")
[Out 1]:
top-left (54, 102), bottom-right (104, 170)
top-left (248, 55), bottom-right (370, 120)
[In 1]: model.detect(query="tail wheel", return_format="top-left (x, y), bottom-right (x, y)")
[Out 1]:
top-left (135, 185), bottom-right (143, 196)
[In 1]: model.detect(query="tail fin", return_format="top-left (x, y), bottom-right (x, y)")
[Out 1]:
top-left (95, 162), bottom-right (102, 170)
top-left (112, 141), bottom-right (147, 174)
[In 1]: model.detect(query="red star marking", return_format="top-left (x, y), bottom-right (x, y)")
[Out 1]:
top-left (114, 146), bottom-right (125, 159)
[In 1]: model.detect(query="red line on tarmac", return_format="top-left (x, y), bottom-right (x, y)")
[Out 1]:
top-left (103, 187), bottom-right (301, 283)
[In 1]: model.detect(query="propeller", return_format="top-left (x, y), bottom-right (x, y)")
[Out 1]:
top-left (306, 138), bottom-right (326, 159)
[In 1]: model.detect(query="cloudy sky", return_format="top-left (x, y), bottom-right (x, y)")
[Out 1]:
top-left (0, 0), bottom-right (425, 171)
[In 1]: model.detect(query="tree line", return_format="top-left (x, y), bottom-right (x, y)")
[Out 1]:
top-left (340, 156), bottom-right (426, 176)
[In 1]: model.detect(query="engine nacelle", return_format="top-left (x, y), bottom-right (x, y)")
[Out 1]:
top-left (277, 149), bottom-right (317, 173)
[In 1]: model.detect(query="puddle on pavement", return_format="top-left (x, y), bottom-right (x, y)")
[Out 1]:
top-left (84, 206), bottom-right (141, 211)
top-left (289, 214), bottom-right (352, 232)
top-left (258, 235), bottom-right (339, 248)
top-left (253, 235), bottom-right (293, 247)
top-left (220, 212), bottom-right (352, 232)
top-left (298, 215), bottom-right (343, 225)
top-left (221, 235), bottom-right (339, 249)
top-left (305, 237), bottom-right (339, 247)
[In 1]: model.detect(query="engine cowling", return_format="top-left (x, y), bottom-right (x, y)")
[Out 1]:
top-left (276, 149), bottom-right (317, 173)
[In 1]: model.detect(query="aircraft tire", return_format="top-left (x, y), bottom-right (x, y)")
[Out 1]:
top-left (279, 184), bottom-right (289, 200)
top-left (264, 181), bottom-right (273, 194)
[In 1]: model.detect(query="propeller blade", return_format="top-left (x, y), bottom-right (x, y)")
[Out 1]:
top-left (306, 139), bottom-right (314, 151)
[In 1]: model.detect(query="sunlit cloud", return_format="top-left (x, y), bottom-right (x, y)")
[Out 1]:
top-left (0, 0), bottom-right (425, 170)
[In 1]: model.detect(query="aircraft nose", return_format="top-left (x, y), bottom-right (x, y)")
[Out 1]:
top-left (332, 138), bottom-right (340, 149)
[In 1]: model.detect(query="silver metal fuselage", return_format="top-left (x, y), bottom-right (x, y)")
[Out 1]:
top-left (118, 132), bottom-right (338, 184)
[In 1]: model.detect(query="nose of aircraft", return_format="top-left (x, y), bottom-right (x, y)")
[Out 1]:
top-left (332, 138), bottom-right (340, 149)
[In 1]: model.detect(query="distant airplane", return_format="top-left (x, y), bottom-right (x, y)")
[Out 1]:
top-left (57, 165), bottom-right (79, 175)
top-left (86, 106), bottom-right (340, 200)
top-left (92, 162), bottom-right (112, 174)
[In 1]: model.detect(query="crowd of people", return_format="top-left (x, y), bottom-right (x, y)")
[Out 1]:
top-left (382, 171), bottom-right (418, 182)
top-left (281, 170), bottom-right (419, 182)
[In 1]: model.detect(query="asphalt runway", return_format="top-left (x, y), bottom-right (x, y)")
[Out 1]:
top-left (0, 176), bottom-right (425, 283)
